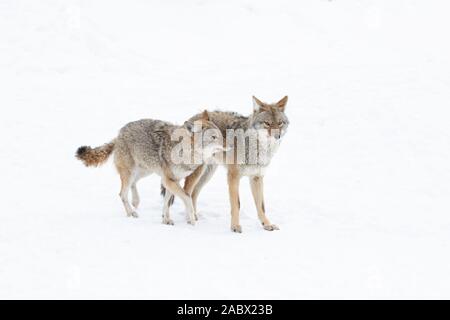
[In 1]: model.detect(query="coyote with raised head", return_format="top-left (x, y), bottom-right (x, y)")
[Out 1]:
top-left (76, 111), bottom-right (223, 225)
top-left (164, 96), bottom-right (289, 232)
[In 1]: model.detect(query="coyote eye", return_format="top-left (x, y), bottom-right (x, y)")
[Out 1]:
top-left (278, 121), bottom-right (284, 126)
top-left (264, 121), bottom-right (271, 127)
top-left (211, 135), bottom-right (217, 140)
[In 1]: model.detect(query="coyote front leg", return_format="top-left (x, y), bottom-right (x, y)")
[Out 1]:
top-left (118, 166), bottom-right (138, 218)
top-left (228, 167), bottom-right (242, 233)
top-left (183, 164), bottom-right (206, 220)
top-left (131, 182), bottom-right (140, 208)
top-left (162, 188), bottom-right (174, 225)
top-left (162, 176), bottom-right (196, 225)
top-left (250, 176), bottom-right (279, 231)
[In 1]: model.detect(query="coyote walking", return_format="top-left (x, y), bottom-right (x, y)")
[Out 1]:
top-left (76, 111), bottom-right (223, 225)
top-left (165, 96), bottom-right (289, 232)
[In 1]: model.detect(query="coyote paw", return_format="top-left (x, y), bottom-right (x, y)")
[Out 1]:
top-left (162, 218), bottom-right (174, 225)
top-left (127, 211), bottom-right (139, 218)
top-left (263, 224), bottom-right (279, 231)
top-left (231, 225), bottom-right (242, 233)
top-left (187, 218), bottom-right (196, 225)
top-left (194, 213), bottom-right (199, 221)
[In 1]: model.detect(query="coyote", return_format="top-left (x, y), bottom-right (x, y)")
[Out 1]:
top-left (164, 96), bottom-right (289, 232)
top-left (76, 111), bottom-right (223, 225)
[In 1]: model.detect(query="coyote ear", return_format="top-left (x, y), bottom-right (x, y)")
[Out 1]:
top-left (252, 96), bottom-right (265, 112)
top-left (275, 96), bottom-right (288, 112)
top-left (201, 110), bottom-right (209, 121)
top-left (184, 120), bottom-right (194, 132)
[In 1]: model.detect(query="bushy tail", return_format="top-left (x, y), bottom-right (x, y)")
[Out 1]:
top-left (76, 140), bottom-right (115, 167)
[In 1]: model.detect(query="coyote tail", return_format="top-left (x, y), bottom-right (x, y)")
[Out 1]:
top-left (76, 140), bottom-right (115, 167)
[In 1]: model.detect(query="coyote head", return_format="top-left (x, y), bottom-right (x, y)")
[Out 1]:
top-left (183, 110), bottom-right (224, 162)
top-left (249, 96), bottom-right (289, 140)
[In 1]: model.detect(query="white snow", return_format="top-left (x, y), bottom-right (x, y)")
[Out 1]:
top-left (1, 0), bottom-right (450, 299)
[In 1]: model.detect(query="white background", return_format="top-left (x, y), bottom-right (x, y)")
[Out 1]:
top-left (1, 0), bottom-right (449, 298)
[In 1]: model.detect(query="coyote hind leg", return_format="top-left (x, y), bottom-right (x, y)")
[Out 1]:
top-left (118, 166), bottom-right (138, 218)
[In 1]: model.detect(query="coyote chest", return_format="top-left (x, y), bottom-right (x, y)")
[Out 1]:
top-left (239, 137), bottom-right (280, 177)
top-left (239, 164), bottom-right (267, 177)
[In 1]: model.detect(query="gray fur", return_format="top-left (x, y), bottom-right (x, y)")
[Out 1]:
top-left (77, 117), bottom-right (222, 224)
top-left (114, 119), bottom-right (198, 176)
top-left (185, 96), bottom-right (290, 232)
top-left (188, 106), bottom-right (289, 172)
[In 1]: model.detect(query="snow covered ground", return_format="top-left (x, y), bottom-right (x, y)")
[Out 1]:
top-left (1, 0), bottom-right (450, 299)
